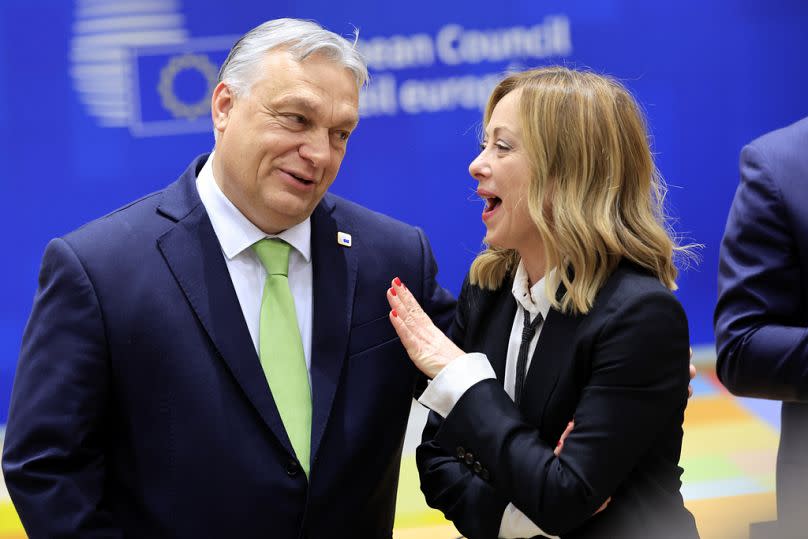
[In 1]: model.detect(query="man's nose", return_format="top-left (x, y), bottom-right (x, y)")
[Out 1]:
top-left (299, 129), bottom-right (331, 168)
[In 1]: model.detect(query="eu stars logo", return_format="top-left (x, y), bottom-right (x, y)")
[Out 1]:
top-left (128, 37), bottom-right (235, 136)
top-left (157, 53), bottom-right (218, 121)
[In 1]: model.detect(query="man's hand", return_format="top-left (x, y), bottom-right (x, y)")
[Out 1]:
top-left (386, 277), bottom-right (465, 379)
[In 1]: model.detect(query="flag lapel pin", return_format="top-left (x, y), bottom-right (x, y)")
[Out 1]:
top-left (337, 231), bottom-right (352, 247)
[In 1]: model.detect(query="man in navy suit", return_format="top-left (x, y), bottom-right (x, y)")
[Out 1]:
top-left (2, 18), bottom-right (454, 538)
top-left (715, 116), bottom-right (808, 539)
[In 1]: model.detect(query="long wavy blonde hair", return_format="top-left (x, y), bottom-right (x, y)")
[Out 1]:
top-left (469, 66), bottom-right (689, 315)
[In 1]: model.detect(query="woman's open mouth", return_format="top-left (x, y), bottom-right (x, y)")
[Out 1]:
top-left (481, 195), bottom-right (502, 220)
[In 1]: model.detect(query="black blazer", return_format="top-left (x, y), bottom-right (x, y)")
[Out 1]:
top-left (417, 261), bottom-right (699, 538)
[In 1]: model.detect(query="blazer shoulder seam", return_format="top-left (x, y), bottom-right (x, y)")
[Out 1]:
top-left (51, 237), bottom-right (111, 355)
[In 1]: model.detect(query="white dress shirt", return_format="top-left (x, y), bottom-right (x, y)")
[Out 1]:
top-left (195, 152), bottom-right (314, 386)
top-left (419, 262), bottom-right (557, 539)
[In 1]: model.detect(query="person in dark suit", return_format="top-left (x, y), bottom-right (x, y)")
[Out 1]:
top-left (384, 67), bottom-right (699, 538)
top-left (714, 117), bottom-right (808, 539)
top-left (2, 19), bottom-right (454, 538)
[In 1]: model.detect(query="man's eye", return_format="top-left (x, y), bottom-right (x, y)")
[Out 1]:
top-left (337, 131), bottom-right (350, 142)
top-left (286, 114), bottom-right (307, 124)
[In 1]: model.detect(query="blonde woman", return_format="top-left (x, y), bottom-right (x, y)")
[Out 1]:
top-left (386, 67), bottom-right (699, 538)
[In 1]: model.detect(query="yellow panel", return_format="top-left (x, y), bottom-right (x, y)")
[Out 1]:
top-left (682, 421), bottom-right (779, 457)
top-left (0, 503), bottom-right (22, 535)
top-left (685, 397), bottom-right (756, 425)
top-left (394, 524), bottom-right (462, 539)
top-left (686, 492), bottom-right (776, 539)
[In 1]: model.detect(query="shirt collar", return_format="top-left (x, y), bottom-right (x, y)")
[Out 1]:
top-left (196, 152), bottom-right (312, 262)
top-left (511, 260), bottom-right (553, 319)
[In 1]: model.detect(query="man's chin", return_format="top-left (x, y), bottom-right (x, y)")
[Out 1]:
top-left (263, 193), bottom-right (315, 220)
top-left (269, 204), bottom-right (317, 230)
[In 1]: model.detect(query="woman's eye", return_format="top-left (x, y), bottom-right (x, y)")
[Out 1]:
top-left (479, 141), bottom-right (488, 151)
top-left (495, 142), bottom-right (512, 152)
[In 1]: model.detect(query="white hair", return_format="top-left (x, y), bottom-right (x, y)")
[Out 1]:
top-left (218, 18), bottom-right (368, 95)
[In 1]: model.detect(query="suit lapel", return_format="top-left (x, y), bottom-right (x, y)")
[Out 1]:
top-left (520, 302), bottom-right (583, 426)
top-left (308, 197), bottom-right (357, 464)
top-left (479, 287), bottom-right (517, 385)
top-left (156, 156), bottom-right (294, 456)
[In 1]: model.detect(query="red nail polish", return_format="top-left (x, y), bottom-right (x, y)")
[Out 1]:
top-left (390, 287), bottom-right (396, 296)
top-left (394, 277), bottom-right (402, 287)
top-left (557, 440), bottom-right (562, 447)
top-left (392, 310), bottom-right (398, 318)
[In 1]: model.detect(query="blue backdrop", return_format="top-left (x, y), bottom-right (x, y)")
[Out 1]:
top-left (2, 0), bottom-right (807, 423)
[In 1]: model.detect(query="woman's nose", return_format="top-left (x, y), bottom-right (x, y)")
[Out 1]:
top-left (469, 152), bottom-right (490, 181)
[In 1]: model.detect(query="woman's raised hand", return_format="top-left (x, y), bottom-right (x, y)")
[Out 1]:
top-left (386, 277), bottom-right (465, 379)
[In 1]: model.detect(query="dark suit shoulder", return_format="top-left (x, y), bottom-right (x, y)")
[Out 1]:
top-left (67, 189), bottom-right (163, 235)
top-left (59, 160), bottom-right (208, 277)
top-left (324, 192), bottom-right (422, 235)
top-left (60, 187), bottom-right (176, 265)
top-left (457, 262), bottom-right (679, 320)
top-left (744, 117), bottom-right (808, 193)
top-left (62, 155), bottom-right (206, 256)
top-left (580, 263), bottom-right (690, 416)
top-left (322, 193), bottom-right (429, 261)
top-left (749, 116), bottom-right (808, 155)
top-left (591, 262), bottom-right (683, 319)
top-left (455, 272), bottom-right (512, 315)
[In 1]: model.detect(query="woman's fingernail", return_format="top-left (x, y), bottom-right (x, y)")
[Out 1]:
top-left (390, 287), bottom-right (396, 296)
top-left (392, 310), bottom-right (398, 318)
top-left (394, 277), bottom-right (402, 287)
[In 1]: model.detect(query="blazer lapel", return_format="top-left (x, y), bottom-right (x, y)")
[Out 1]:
top-left (308, 196), bottom-right (357, 465)
top-left (520, 303), bottom-right (584, 426)
top-left (479, 287), bottom-right (517, 385)
top-left (155, 157), bottom-right (294, 456)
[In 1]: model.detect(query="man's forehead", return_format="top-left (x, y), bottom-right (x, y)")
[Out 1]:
top-left (258, 57), bottom-right (358, 121)
top-left (258, 49), bottom-right (358, 90)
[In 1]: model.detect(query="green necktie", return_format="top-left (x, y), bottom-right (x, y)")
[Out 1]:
top-left (252, 238), bottom-right (311, 476)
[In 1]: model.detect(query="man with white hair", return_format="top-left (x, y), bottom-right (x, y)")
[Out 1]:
top-left (3, 18), bottom-right (454, 538)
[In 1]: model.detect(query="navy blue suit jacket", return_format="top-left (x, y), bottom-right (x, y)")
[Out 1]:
top-left (715, 117), bottom-right (808, 537)
top-left (2, 155), bottom-right (455, 538)
top-left (418, 263), bottom-right (698, 538)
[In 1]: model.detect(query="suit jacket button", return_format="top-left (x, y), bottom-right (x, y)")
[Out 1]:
top-left (473, 461), bottom-right (483, 473)
top-left (480, 468), bottom-right (490, 481)
top-left (286, 459), bottom-right (301, 477)
top-left (456, 446), bottom-right (465, 459)
top-left (464, 452), bottom-right (474, 465)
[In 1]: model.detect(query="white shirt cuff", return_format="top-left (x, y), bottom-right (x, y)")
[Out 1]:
top-left (417, 352), bottom-right (495, 418)
top-left (499, 503), bottom-right (557, 538)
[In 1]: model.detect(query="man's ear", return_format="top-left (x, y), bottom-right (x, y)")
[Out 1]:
top-left (211, 81), bottom-right (235, 135)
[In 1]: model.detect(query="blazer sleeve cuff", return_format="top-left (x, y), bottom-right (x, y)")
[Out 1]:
top-left (499, 503), bottom-right (557, 539)
top-left (418, 353), bottom-right (495, 418)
